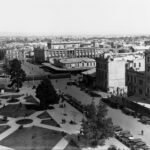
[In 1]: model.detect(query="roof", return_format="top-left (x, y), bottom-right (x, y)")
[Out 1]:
top-left (82, 68), bottom-right (96, 75)
top-left (59, 57), bottom-right (95, 64)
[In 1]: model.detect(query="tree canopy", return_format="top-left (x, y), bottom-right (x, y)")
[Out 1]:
top-left (36, 78), bottom-right (59, 109)
top-left (81, 101), bottom-right (114, 147)
top-left (8, 59), bottom-right (26, 91)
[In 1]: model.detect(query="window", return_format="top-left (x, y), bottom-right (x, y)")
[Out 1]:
top-left (134, 63), bottom-right (136, 67)
top-left (134, 77), bottom-right (136, 83)
top-left (147, 57), bottom-right (150, 62)
top-left (139, 63), bottom-right (141, 67)
top-left (147, 66), bottom-right (150, 72)
top-left (139, 89), bottom-right (143, 95)
top-left (139, 79), bottom-right (143, 85)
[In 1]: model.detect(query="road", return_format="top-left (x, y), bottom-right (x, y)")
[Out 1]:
top-left (51, 77), bottom-right (150, 147)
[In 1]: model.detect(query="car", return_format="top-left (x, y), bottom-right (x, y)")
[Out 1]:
top-left (140, 116), bottom-right (150, 124)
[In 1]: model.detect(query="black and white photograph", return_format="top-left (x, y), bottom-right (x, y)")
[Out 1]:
top-left (0, 0), bottom-right (150, 149)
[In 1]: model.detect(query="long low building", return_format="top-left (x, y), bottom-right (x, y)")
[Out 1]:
top-left (42, 57), bottom-right (96, 72)
top-left (55, 57), bottom-right (96, 69)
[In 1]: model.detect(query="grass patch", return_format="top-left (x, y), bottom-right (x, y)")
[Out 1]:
top-left (0, 104), bottom-right (36, 118)
top-left (0, 94), bottom-right (23, 99)
top-left (16, 119), bottom-right (33, 125)
top-left (41, 119), bottom-right (60, 127)
top-left (0, 118), bottom-right (9, 124)
top-left (64, 140), bottom-right (81, 150)
top-left (0, 125), bottom-right (10, 134)
top-left (0, 126), bottom-right (63, 150)
top-left (7, 98), bottom-right (19, 103)
top-left (37, 111), bottom-right (51, 119)
top-left (24, 95), bottom-right (39, 104)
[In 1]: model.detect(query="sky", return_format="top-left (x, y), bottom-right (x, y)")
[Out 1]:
top-left (0, 0), bottom-right (150, 36)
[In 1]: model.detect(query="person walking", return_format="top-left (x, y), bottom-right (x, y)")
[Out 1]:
top-left (141, 130), bottom-right (144, 135)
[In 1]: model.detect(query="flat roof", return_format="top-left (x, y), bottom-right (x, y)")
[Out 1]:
top-left (82, 68), bottom-right (96, 75)
top-left (59, 57), bottom-right (95, 64)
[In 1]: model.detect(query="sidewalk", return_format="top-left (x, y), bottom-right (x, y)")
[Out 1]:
top-left (52, 136), bottom-right (69, 150)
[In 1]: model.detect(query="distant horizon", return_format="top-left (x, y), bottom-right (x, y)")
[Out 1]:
top-left (0, 32), bottom-right (150, 38)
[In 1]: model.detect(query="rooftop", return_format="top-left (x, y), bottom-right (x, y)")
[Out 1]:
top-left (59, 57), bottom-right (95, 64)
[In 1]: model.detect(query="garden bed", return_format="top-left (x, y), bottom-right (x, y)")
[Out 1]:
top-left (0, 125), bottom-right (10, 134)
top-left (41, 119), bottom-right (60, 127)
top-left (7, 98), bottom-right (19, 103)
top-left (16, 119), bottom-right (33, 125)
top-left (0, 104), bottom-right (36, 118)
top-left (24, 95), bottom-right (39, 104)
top-left (0, 94), bottom-right (23, 99)
top-left (37, 111), bottom-right (52, 119)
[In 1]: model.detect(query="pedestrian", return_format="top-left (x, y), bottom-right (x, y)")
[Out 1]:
top-left (141, 130), bottom-right (144, 135)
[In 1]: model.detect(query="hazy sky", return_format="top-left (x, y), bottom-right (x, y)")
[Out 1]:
top-left (0, 0), bottom-right (150, 36)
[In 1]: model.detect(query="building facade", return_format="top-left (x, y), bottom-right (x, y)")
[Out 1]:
top-left (145, 50), bottom-right (150, 98)
top-left (125, 51), bottom-right (150, 98)
top-left (5, 49), bottom-right (26, 62)
top-left (96, 55), bottom-right (126, 93)
top-left (54, 57), bottom-right (96, 69)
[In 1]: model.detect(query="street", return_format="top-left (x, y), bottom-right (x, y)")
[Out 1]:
top-left (51, 77), bottom-right (150, 147)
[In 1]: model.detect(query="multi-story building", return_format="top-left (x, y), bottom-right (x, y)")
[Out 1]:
top-left (96, 53), bottom-right (145, 94)
top-left (34, 41), bottom-right (102, 63)
top-left (5, 49), bottom-right (26, 62)
top-left (125, 50), bottom-right (150, 99)
top-left (96, 54), bottom-right (126, 93)
top-left (47, 41), bottom-right (81, 49)
top-left (145, 50), bottom-right (150, 98)
top-left (126, 56), bottom-right (145, 97)
top-left (74, 47), bottom-right (98, 58)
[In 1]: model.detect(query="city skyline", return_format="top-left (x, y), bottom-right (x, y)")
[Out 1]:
top-left (0, 0), bottom-right (150, 36)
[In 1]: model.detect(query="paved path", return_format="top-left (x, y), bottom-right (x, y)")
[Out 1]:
top-left (0, 145), bottom-right (14, 150)
top-left (52, 136), bottom-right (69, 150)
top-left (0, 126), bottom-right (19, 141)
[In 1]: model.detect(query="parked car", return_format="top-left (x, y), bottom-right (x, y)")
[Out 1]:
top-left (122, 107), bottom-right (135, 116)
top-left (140, 116), bottom-right (150, 124)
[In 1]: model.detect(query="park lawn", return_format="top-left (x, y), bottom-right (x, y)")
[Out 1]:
top-left (37, 111), bottom-right (51, 119)
top-left (41, 119), bottom-right (60, 127)
top-left (0, 125), bottom-right (10, 134)
top-left (64, 140), bottom-right (81, 150)
top-left (0, 94), bottom-right (23, 99)
top-left (0, 119), bottom-right (9, 124)
top-left (24, 95), bottom-right (39, 104)
top-left (0, 126), bottom-right (63, 150)
top-left (0, 104), bottom-right (36, 118)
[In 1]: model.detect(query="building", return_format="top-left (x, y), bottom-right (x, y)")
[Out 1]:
top-left (74, 47), bottom-right (99, 58)
top-left (5, 49), bottom-right (26, 62)
top-left (34, 46), bottom-right (47, 63)
top-left (125, 56), bottom-right (145, 97)
top-left (126, 51), bottom-right (150, 98)
top-left (96, 54), bottom-right (127, 93)
top-left (145, 50), bottom-right (150, 98)
top-left (54, 57), bottom-right (96, 69)
top-left (47, 41), bottom-right (81, 49)
top-left (126, 69), bottom-right (145, 97)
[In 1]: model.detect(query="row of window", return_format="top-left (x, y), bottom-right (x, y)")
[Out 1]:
top-left (133, 62), bottom-right (141, 68)
top-left (127, 75), bottom-right (143, 85)
top-left (65, 62), bottom-right (95, 68)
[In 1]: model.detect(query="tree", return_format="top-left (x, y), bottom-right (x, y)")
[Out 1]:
top-left (8, 59), bottom-right (26, 91)
top-left (81, 101), bottom-right (114, 147)
top-left (36, 78), bottom-right (59, 109)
